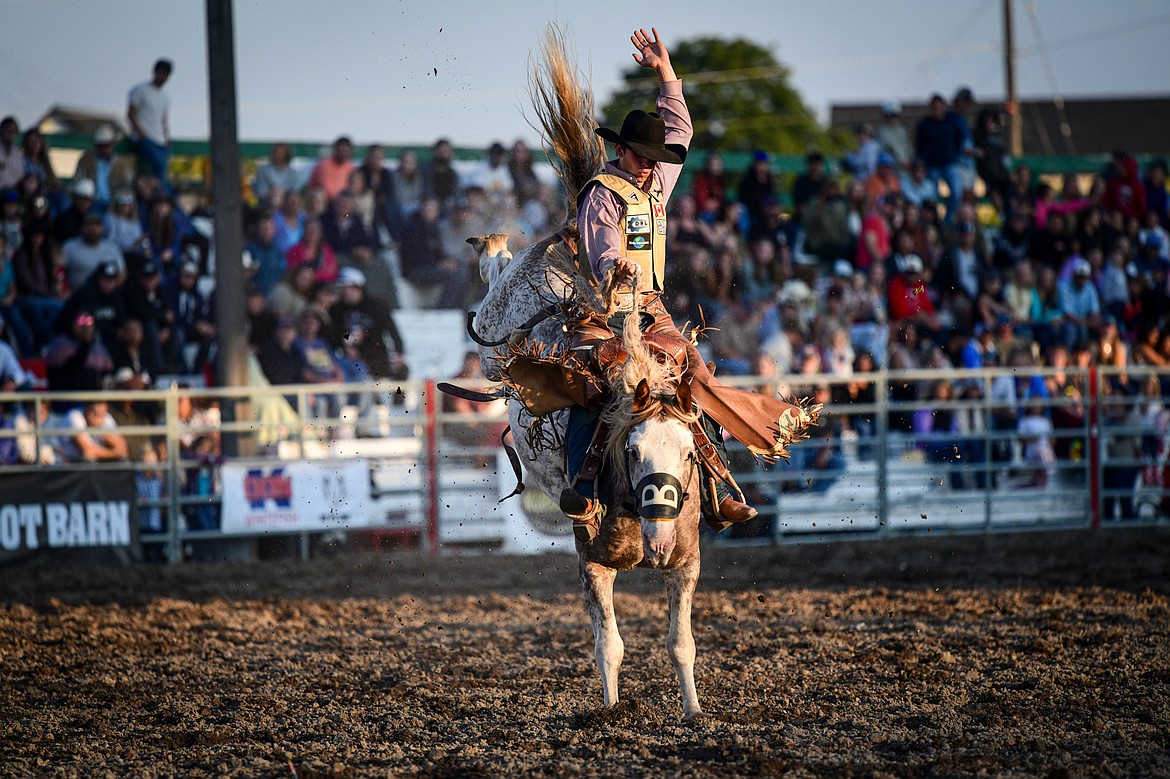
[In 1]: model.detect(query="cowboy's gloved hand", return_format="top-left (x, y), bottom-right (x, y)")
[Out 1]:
top-left (611, 257), bottom-right (638, 282)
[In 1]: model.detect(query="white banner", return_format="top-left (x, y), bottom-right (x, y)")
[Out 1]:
top-left (220, 459), bottom-right (373, 535)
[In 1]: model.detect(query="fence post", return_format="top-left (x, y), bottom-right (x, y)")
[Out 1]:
top-left (424, 380), bottom-right (440, 555)
top-left (876, 370), bottom-right (890, 534)
top-left (165, 384), bottom-right (183, 564)
top-left (1088, 365), bottom-right (1101, 529)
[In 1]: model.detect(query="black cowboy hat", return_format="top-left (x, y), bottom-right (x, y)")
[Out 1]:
top-left (596, 110), bottom-right (686, 165)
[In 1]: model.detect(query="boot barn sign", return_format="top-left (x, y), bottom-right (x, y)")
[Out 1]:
top-left (0, 471), bottom-right (137, 552)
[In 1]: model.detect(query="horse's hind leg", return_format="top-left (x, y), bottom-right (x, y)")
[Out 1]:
top-left (664, 557), bottom-right (702, 718)
top-left (580, 560), bottom-right (623, 708)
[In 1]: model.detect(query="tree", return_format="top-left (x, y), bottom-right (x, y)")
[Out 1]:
top-left (599, 36), bottom-right (844, 156)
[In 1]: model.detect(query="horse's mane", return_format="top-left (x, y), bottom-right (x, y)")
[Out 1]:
top-left (600, 312), bottom-right (699, 477)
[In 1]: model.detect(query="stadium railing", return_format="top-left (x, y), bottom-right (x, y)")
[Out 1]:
top-left (0, 365), bottom-right (1165, 563)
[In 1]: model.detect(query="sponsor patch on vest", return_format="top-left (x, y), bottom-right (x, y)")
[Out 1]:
top-left (627, 191), bottom-right (640, 201)
top-left (652, 203), bottom-right (666, 218)
top-left (626, 235), bottom-right (650, 251)
top-left (656, 218), bottom-right (667, 235)
top-left (625, 214), bottom-right (650, 234)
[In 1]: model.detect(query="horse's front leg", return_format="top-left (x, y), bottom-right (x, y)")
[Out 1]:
top-left (664, 556), bottom-right (702, 718)
top-left (580, 560), bottom-right (623, 708)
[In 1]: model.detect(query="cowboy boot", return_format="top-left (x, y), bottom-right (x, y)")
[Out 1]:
top-left (560, 488), bottom-right (601, 542)
top-left (704, 495), bottom-right (759, 533)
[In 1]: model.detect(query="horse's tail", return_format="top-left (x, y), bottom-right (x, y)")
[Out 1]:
top-left (527, 23), bottom-right (606, 224)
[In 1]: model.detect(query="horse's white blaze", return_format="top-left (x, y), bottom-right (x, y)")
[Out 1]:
top-left (627, 418), bottom-right (693, 566)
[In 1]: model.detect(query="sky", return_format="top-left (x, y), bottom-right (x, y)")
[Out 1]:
top-left (3, 0), bottom-right (1168, 149)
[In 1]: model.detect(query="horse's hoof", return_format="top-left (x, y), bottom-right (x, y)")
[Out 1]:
top-left (683, 709), bottom-right (706, 722)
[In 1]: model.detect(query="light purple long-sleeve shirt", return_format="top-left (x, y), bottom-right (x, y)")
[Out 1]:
top-left (577, 80), bottom-right (693, 281)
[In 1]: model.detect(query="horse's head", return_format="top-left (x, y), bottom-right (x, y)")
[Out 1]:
top-left (624, 378), bottom-right (696, 567)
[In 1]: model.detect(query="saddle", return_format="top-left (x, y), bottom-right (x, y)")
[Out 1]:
top-left (503, 308), bottom-right (687, 418)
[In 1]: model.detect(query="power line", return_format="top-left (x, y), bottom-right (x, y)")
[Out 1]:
top-left (1023, 1), bottom-right (1076, 155)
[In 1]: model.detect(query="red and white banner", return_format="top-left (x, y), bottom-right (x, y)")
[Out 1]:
top-left (220, 459), bottom-right (373, 535)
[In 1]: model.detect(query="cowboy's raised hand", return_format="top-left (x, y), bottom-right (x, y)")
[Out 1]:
top-left (631, 28), bottom-right (675, 81)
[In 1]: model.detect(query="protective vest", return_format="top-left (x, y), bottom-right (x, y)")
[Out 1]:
top-left (579, 172), bottom-right (668, 293)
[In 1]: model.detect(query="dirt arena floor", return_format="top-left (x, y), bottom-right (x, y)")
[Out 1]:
top-left (1, 527), bottom-right (1168, 778)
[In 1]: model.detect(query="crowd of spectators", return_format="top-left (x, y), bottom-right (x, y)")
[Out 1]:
top-left (660, 87), bottom-right (1169, 497)
top-left (2, 79), bottom-right (1170, 511)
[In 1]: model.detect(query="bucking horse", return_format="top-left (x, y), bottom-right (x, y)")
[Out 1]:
top-left (451, 26), bottom-right (817, 719)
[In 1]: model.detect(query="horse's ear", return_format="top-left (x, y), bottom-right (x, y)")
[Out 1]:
top-left (633, 379), bottom-right (651, 413)
top-left (676, 379), bottom-right (693, 412)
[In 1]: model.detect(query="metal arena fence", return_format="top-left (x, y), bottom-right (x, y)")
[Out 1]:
top-left (0, 364), bottom-right (1166, 563)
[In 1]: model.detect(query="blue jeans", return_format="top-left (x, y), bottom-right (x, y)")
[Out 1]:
top-left (135, 137), bottom-right (171, 184)
top-left (927, 164), bottom-right (964, 223)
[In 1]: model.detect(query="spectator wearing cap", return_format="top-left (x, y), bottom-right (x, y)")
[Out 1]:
top-left (171, 261), bottom-right (216, 373)
top-left (1058, 258), bottom-right (1102, 349)
top-left (843, 122), bottom-right (882, 182)
top-left (43, 309), bottom-right (114, 410)
top-left (328, 267), bottom-right (407, 381)
top-left (336, 315), bottom-right (375, 415)
top-left (398, 197), bottom-right (466, 309)
top-left (1138, 213), bottom-right (1169, 263)
top-left (257, 316), bottom-right (304, 386)
top-left (736, 151), bottom-right (776, 232)
top-left (74, 127), bottom-right (134, 212)
top-left (876, 100), bottom-right (912, 170)
top-left (934, 215), bottom-right (988, 332)
top-left (124, 259), bottom-right (177, 375)
top-left (61, 210), bottom-right (124, 292)
top-left (53, 178), bottom-right (98, 244)
top-left (0, 117), bottom-right (25, 192)
top-left (57, 260), bottom-right (126, 347)
top-left (1133, 231), bottom-right (1167, 283)
top-left (294, 308), bottom-right (343, 385)
top-left (308, 136), bottom-right (356, 201)
top-left (245, 285), bottom-right (278, 351)
top-left (887, 253), bottom-right (941, 335)
top-left (103, 189), bottom-right (146, 254)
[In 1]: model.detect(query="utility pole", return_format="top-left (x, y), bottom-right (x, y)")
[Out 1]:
top-left (206, 0), bottom-right (250, 453)
top-left (1003, 0), bottom-right (1023, 156)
